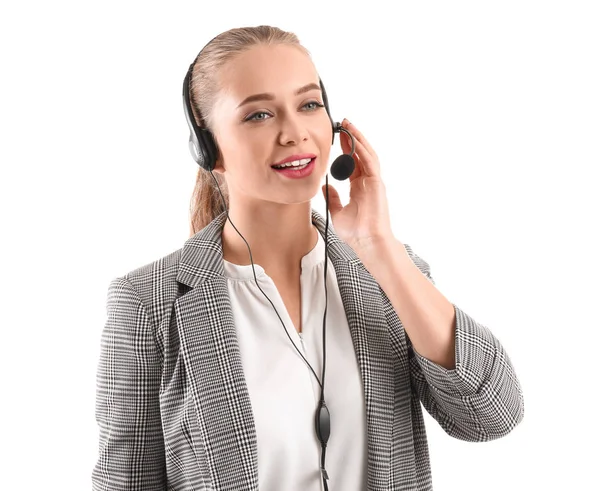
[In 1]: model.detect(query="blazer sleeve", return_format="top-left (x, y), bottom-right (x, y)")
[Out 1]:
top-left (400, 244), bottom-right (525, 442)
top-left (92, 276), bottom-right (167, 490)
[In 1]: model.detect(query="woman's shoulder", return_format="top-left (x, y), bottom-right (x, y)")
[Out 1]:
top-left (111, 245), bottom-right (186, 325)
top-left (122, 247), bottom-right (183, 285)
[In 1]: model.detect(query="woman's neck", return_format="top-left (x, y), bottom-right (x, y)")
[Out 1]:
top-left (220, 203), bottom-right (318, 274)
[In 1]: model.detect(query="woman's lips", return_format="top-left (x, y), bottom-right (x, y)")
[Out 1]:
top-left (272, 154), bottom-right (317, 166)
top-left (271, 158), bottom-right (316, 178)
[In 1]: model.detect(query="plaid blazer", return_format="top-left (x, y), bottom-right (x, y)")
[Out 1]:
top-left (93, 208), bottom-right (524, 490)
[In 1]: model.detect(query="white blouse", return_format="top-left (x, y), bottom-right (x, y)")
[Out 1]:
top-left (222, 225), bottom-right (368, 491)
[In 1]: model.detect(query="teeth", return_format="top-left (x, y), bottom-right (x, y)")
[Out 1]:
top-left (273, 158), bottom-right (312, 169)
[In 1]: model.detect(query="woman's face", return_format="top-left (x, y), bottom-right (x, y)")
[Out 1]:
top-left (210, 43), bottom-right (333, 205)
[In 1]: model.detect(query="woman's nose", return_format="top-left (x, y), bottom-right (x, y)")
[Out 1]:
top-left (278, 117), bottom-right (309, 145)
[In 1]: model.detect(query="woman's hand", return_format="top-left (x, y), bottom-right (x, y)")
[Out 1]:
top-left (322, 118), bottom-right (395, 254)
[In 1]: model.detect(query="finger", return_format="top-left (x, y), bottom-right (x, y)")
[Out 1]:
top-left (339, 121), bottom-right (370, 160)
top-left (339, 128), bottom-right (353, 155)
top-left (342, 119), bottom-right (378, 160)
top-left (350, 133), bottom-right (379, 178)
top-left (348, 158), bottom-right (363, 183)
top-left (322, 184), bottom-right (343, 215)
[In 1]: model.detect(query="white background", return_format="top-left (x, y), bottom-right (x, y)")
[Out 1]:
top-left (1, 0), bottom-right (598, 489)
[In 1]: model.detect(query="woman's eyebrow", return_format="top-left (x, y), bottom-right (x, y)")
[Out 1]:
top-left (236, 82), bottom-right (321, 108)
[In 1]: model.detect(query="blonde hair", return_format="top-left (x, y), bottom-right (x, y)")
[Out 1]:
top-left (187, 25), bottom-right (311, 237)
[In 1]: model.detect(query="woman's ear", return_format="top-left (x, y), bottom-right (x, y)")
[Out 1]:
top-left (212, 155), bottom-right (225, 174)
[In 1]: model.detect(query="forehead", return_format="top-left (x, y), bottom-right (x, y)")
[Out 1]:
top-left (218, 44), bottom-right (319, 101)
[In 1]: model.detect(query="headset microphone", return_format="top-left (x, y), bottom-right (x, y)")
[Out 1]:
top-left (330, 122), bottom-right (356, 180)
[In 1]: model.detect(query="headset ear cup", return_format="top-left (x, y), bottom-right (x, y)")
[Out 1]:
top-left (198, 128), bottom-right (219, 171)
top-left (183, 64), bottom-right (219, 172)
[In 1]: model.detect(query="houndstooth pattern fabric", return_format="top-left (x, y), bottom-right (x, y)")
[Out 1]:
top-left (92, 208), bottom-right (524, 490)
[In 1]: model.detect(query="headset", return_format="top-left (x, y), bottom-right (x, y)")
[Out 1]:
top-left (182, 41), bottom-right (356, 490)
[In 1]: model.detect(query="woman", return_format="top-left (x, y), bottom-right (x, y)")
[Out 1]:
top-left (92, 25), bottom-right (524, 491)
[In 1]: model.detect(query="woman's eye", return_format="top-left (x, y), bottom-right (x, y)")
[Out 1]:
top-left (303, 101), bottom-right (325, 111)
top-left (245, 101), bottom-right (324, 122)
top-left (246, 111), bottom-right (270, 121)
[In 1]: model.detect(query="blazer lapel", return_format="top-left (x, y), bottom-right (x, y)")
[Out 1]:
top-left (174, 209), bottom-right (394, 490)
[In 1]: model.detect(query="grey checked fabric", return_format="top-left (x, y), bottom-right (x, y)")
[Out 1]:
top-left (92, 208), bottom-right (524, 490)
